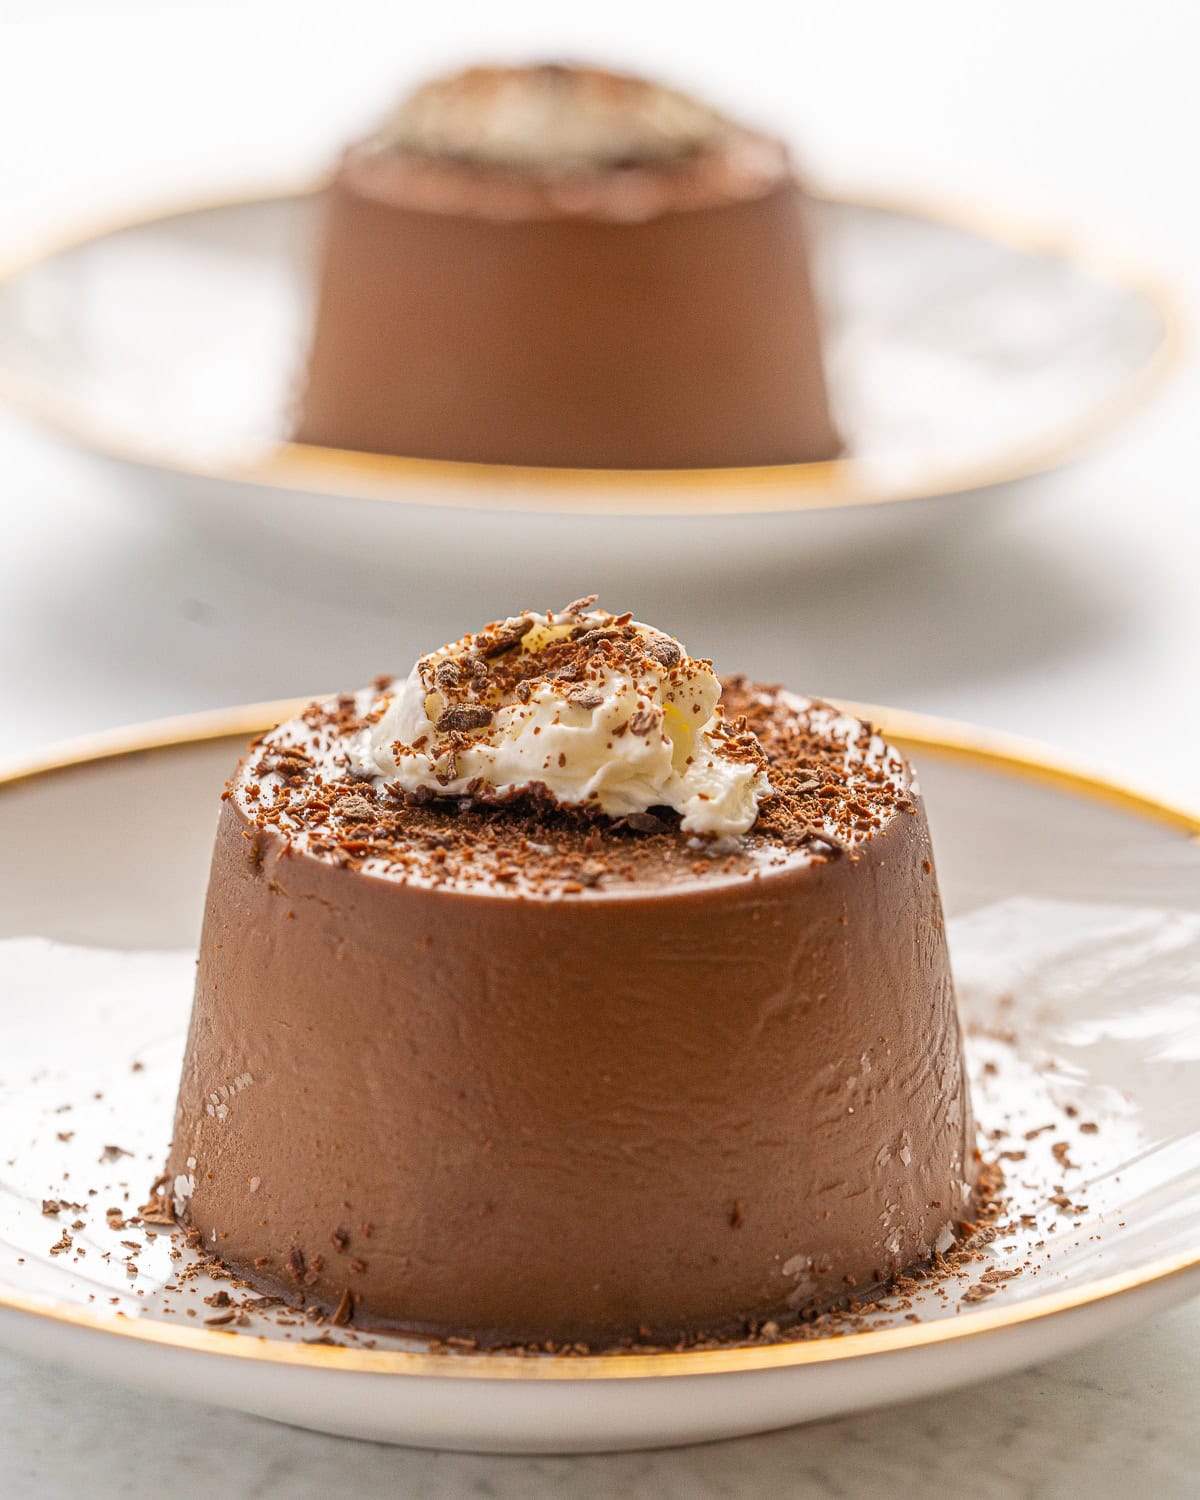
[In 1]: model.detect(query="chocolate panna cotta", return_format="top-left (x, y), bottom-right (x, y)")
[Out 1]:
top-left (294, 63), bottom-right (842, 469)
top-left (167, 603), bottom-right (976, 1347)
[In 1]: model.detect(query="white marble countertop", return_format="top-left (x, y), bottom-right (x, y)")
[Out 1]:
top-left (0, 2), bottom-right (1197, 1493)
top-left (4, 1304), bottom-right (1198, 1498)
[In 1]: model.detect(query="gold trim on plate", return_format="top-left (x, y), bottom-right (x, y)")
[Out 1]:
top-left (0, 183), bottom-right (1183, 517)
top-left (0, 702), bottom-right (1197, 1379)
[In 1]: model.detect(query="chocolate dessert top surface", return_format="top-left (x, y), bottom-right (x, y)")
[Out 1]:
top-left (230, 606), bottom-right (918, 900)
top-left (343, 63), bottom-right (793, 222)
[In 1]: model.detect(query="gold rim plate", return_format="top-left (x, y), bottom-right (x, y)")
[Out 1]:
top-left (0, 185), bottom-right (1183, 518)
top-left (0, 702), bottom-right (1196, 1380)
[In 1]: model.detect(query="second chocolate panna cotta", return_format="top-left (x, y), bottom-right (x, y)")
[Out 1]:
top-left (295, 64), bottom-right (841, 469)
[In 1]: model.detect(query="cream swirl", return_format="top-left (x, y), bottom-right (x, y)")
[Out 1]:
top-left (355, 601), bottom-right (770, 836)
top-left (372, 64), bottom-right (729, 170)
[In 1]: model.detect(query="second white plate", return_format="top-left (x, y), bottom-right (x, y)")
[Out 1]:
top-left (0, 188), bottom-right (1177, 584)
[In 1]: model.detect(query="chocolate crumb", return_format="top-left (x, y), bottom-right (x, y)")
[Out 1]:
top-left (628, 709), bottom-right (658, 737)
top-left (435, 705), bottom-right (494, 734)
top-left (645, 637), bottom-right (683, 669)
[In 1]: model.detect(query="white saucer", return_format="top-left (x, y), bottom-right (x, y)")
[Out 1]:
top-left (0, 704), bottom-right (1196, 1453)
top-left (0, 187), bottom-right (1178, 581)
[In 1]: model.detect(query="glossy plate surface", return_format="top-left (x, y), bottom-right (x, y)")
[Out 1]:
top-left (0, 190), bottom-right (1178, 580)
top-left (0, 705), bottom-right (1196, 1451)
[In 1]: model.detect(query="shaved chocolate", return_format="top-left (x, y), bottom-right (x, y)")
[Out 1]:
top-left (334, 794), bottom-right (375, 823)
top-left (628, 709), bottom-right (658, 736)
top-left (479, 619), bottom-right (533, 658)
top-left (331, 1287), bottom-right (354, 1327)
top-left (646, 637), bottom-right (683, 669)
top-left (434, 705), bottom-right (494, 734)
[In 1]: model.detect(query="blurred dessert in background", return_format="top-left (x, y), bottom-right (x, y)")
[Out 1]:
top-left (294, 63), bottom-right (841, 468)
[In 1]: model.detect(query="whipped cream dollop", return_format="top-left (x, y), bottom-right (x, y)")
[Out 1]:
top-left (354, 601), bottom-right (771, 836)
top-left (373, 64), bottom-right (730, 170)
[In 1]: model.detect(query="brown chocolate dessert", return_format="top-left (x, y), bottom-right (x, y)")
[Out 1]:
top-left (168, 604), bottom-right (974, 1346)
top-left (294, 64), bottom-right (841, 468)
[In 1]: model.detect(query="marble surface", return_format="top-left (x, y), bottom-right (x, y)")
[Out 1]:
top-left (0, 1), bottom-right (1197, 1493)
top-left (4, 1303), bottom-right (1199, 1498)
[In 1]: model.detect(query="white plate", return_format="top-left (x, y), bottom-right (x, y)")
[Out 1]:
top-left (0, 188), bottom-right (1178, 584)
top-left (0, 704), bottom-right (1197, 1453)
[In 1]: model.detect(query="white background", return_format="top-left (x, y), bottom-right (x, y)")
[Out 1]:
top-left (0, 2), bottom-right (1197, 1494)
top-left (0, 0), bottom-right (1197, 808)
